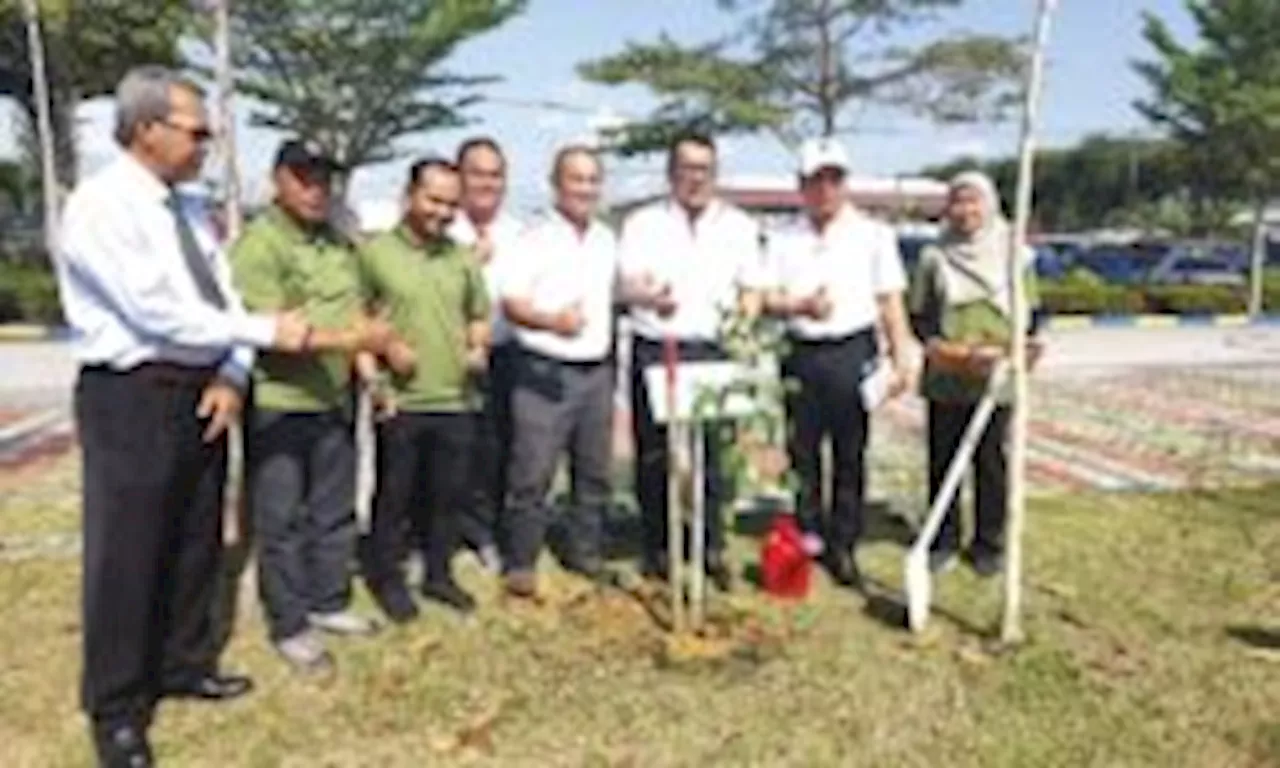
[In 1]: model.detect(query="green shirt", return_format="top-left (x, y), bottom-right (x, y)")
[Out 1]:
top-left (360, 225), bottom-right (490, 412)
top-left (230, 205), bottom-right (367, 412)
top-left (909, 244), bottom-right (1041, 404)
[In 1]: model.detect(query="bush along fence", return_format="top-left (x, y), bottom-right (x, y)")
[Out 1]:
top-left (2, 262), bottom-right (1280, 335)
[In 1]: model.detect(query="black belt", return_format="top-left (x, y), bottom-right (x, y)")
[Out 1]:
top-left (519, 348), bottom-right (608, 369)
top-left (81, 361), bottom-right (218, 388)
top-left (787, 326), bottom-right (876, 348)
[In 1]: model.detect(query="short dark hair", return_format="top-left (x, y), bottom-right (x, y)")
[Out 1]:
top-left (667, 131), bottom-right (717, 174)
top-left (549, 144), bottom-right (601, 186)
top-left (456, 136), bottom-right (505, 167)
top-left (406, 156), bottom-right (458, 191)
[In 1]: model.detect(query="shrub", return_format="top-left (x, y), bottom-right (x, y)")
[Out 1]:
top-left (1144, 285), bottom-right (1246, 315)
top-left (0, 259), bottom-right (63, 324)
top-left (1039, 282), bottom-right (1146, 315)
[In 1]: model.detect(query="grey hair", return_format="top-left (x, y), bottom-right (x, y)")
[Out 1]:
top-left (113, 65), bottom-right (205, 147)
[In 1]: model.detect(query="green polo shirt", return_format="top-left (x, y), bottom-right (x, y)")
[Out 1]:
top-left (359, 225), bottom-right (489, 413)
top-left (230, 205), bottom-right (367, 412)
top-left (910, 245), bottom-right (1041, 404)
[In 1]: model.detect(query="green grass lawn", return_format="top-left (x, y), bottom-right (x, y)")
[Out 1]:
top-left (1, 460), bottom-right (1278, 767)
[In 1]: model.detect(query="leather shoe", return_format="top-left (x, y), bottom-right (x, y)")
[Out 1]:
top-left (640, 553), bottom-right (670, 583)
top-left (92, 723), bottom-right (153, 768)
top-left (160, 672), bottom-right (254, 702)
top-left (370, 580), bottom-right (420, 624)
top-left (706, 555), bottom-right (734, 592)
top-left (421, 579), bottom-right (477, 614)
top-left (825, 550), bottom-right (865, 592)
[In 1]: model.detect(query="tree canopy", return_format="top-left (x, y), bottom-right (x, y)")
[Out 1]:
top-left (578, 0), bottom-right (1025, 155)
top-left (1133, 0), bottom-right (1280, 208)
top-left (207, 0), bottom-right (525, 193)
top-left (0, 0), bottom-right (191, 184)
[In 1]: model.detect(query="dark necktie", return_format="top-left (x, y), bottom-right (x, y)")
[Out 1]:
top-left (168, 193), bottom-right (227, 310)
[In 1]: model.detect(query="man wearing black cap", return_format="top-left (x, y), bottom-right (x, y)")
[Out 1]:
top-left (231, 139), bottom-right (402, 672)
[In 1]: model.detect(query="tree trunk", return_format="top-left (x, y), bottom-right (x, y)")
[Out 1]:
top-left (1248, 196), bottom-right (1268, 319)
top-left (816, 0), bottom-right (836, 137)
top-left (18, 91), bottom-right (77, 190)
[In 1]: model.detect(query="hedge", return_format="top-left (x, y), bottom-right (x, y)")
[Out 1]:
top-left (1039, 268), bottom-right (1280, 316)
top-left (0, 260), bottom-right (62, 324)
top-left (1, 261), bottom-right (1278, 326)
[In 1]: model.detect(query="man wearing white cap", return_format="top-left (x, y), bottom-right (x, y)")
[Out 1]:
top-left (763, 137), bottom-right (915, 589)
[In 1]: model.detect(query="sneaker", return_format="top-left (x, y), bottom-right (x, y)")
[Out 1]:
top-left (275, 630), bottom-right (334, 674)
top-left (369, 581), bottom-right (420, 624)
top-left (421, 579), bottom-right (478, 614)
top-left (929, 549), bottom-right (959, 574)
top-left (968, 548), bottom-right (1005, 578)
top-left (308, 610), bottom-right (381, 637)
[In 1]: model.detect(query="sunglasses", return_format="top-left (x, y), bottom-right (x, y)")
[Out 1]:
top-left (160, 119), bottom-right (213, 143)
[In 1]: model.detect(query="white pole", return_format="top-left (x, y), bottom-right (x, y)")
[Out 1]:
top-left (1001, 0), bottom-right (1059, 645)
top-left (22, 0), bottom-right (59, 253)
top-left (213, 0), bottom-right (242, 241)
top-left (690, 421), bottom-right (706, 631)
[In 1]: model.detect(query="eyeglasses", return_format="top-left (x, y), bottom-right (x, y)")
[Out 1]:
top-left (673, 162), bottom-right (715, 178)
top-left (160, 120), bottom-right (213, 144)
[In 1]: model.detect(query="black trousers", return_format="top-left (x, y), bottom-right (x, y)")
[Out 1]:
top-left (504, 350), bottom-right (614, 573)
top-left (77, 364), bottom-right (226, 729)
top-left (630, 337), bottom-right (728, 566)
top-left (928, 400), bottom-right (1011, 556)
top-left (460, 343), bottom-right (518, 553)
top-left (363, 412), bottom-right (473, 588)
top-left (245, 408), bottom-right (357, 642)
top-left (782, 329), bottom-right (878, 552)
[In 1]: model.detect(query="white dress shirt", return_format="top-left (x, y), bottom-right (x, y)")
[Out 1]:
top-left (618, 199), bottom-right (766, 342)
top-left (449, 209), bottom-right (524, 348)
top-left (501, 211), bottom-right (617, 362)
top-left (766, 204), bottom-right (907, 339)
top-left (55, 153), bottom-right (275, 384)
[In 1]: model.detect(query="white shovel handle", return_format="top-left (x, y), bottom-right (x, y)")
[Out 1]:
top-left (909, 361), bottom-right (1011, 558)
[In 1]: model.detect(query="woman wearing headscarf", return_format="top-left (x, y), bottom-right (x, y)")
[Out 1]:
top-left (908, 171), bottom-right (1044, 577)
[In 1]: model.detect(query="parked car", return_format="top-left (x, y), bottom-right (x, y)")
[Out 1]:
top-left (1072, 244), bottom-right (1162, 285)
top-left (1147, 245), bottom-right (1245, 286)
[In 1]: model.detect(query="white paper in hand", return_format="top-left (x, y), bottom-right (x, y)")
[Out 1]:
top-left (859, 360), bottom-right (893, 411)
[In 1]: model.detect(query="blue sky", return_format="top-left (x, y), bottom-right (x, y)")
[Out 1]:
top-left (1, 0), bottom-right (1194, 214)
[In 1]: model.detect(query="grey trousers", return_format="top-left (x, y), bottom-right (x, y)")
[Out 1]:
top-left (504, 350), bottom-right (614, 573)
top-left (245, 408), bottom-right (357, 642)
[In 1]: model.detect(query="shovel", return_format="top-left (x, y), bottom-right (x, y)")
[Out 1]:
top-left (905, 361), bottom-right (1010, 634)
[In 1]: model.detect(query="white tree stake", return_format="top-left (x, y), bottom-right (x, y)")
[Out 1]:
top-left (213, 0), bottom-right (242, 241)
top-left (22, 0), bottom-right (58, 253)
top-left (1002, 0), bottom-right (1060, 645)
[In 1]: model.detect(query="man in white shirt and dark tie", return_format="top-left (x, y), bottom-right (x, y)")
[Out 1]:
top-left (448, 136), bottom-right (524, 572)
top-left (763, 137), bottom-right (914, 590)
top-left (55, 66), bottom-right (320, 767)
top-left (500, 145), bottom-right (618, 599)
top-left (617, 132), bottom-right (766, 591)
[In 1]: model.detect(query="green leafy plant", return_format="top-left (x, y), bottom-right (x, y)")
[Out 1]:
top-left (689, 304), bottom-right (797, 516)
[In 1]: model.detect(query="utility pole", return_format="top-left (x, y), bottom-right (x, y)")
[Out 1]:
top-left (22, 0), bottom-right (59, 254)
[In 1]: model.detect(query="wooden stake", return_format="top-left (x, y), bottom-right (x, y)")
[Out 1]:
top-left (1002, 0), bottom-right (1060, 646)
